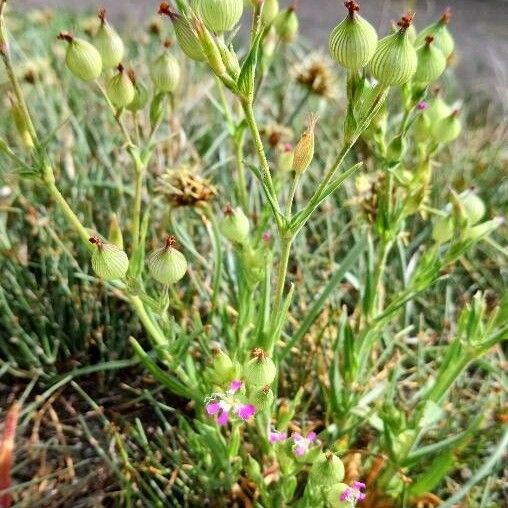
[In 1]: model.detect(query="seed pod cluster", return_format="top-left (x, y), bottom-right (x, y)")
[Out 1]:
top-left (329, 1), bottom-right (378, 71)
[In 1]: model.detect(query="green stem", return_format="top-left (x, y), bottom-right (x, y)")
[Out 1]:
top-left (273, 235), bottom-right (293, 317)
top-left (128, 295), bottom-right (167, 347)
top-left (286, 173), bottom-right (300, 217)
top-left (131, 158), bottom-right (144, 254)
top-left (234, 131), bottom-right (249, 211)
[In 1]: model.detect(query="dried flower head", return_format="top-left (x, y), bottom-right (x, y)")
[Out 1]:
top-left (293, 53), bottom-right (335, 98)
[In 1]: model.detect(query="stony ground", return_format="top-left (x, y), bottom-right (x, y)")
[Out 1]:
top-left (17, 0), bottom-right (508, 104)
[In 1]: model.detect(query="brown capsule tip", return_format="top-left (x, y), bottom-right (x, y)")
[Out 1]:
top-left (158, 2), bottom-right (178, 21)
top-left (325, 451), bottom-right (334, 461)
top-left (306, 112), bottom-right (319, 132)
top-left (163, 39), bottom-right (173, 49)
top-left (344, 1), bottom-right (360, 16)
top-left (98, 8), bottom-right (107, 23)
top-left (117, 63), bottom-right (125, 73)
top-left (451, 109), bottom-right (460, 118)
top-left (224, 203), bottom-right (235, 217)
top-left (89, 236), bottom-right (104, 247)
top-left (262, 385), bottom-right (271, 394)
top-left (441, 7), bottom-right (452, 25)
top-left (211, 343), bottom-right (222, 355)
top-left (425, 35), bottom-right (435, 45)
top-left (164, 235), bottom-right (177, 250)
top-left (127, 68), bottom-right (136, 83)
top-left (57, 32), bottom-right (74, 43)
top-left (251, 348), bottom-right (267, 361)
top-left (397, 11), bottom-right (415, 30)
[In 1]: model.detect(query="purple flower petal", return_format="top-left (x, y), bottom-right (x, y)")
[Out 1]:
top-left (236, 404), bottom-right (256, 421)
top-left (417, 101), bottom-right (429, 110)
top-left (358, 493), bottom-right (367, 501)
top-left (294, 444), bottom-right (306, 456)
top-left (353, 481), bottom-right (366, 490)
top-left (307, 431), bottom-right (317, 442)
top-left (291, 432), bottom-right (302, 442)
top-left (217, 409), bottom-right (230, 426)
top-left (269, 431), bottom-right (287, 443)
top-left (229, 379), bottom-right (242, 393)
top-left (340, 488), bottom-right (353, 502)
top-left (206, 402), bottom-right (221, 415)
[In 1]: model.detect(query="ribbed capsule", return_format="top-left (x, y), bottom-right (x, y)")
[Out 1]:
top-left (431, 110), bottom-right (461, 144)
top-left (416, 8), bottom-right (454, 59)
top-left (368, 13), bottom-right (417, 86)
top-left (292, 113), bottom-right (318, 174)
top-left (89, 236), bottom-right (129, 280)
top-left (243, 348), bottom-right (277, 387)
top-left (126, 70), bottom-right (149, 112)
top-left (460, 189), bottom-right (485, 225)
top-left (196, 0), bottom-right (244, 33)
top-left (58, 32), bottom-right (102, 82)
top-left (106, 64), bottom-right (135, 108)
top-left (94, 9), bottom-right (124, 69)
top-left (221, 204), bottom-right (250, 244)
top-left (159, 3), bottom-right (206, 62)
top-left (148, 236), bottom-right (188, 284)
top-left (329, 1), bottom-right (378, 70)
top-left (262, 0), bottom-right (280, 25)
top-left (309, 452), bottom-right (345, 487)
top-left (413, 36), bottom-right (446, 85)
top-left (250, 385), bottom-right (274, 411)
top-left (150, 41), bottom-right (181, 93)
top-left (275, 7), bottom-right (299, 42)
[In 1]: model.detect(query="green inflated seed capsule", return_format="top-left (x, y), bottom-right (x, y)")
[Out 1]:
top-left (416, 8), bottom-right (454, 59)
top-left (243, 348), bottom-right (276, 387)
top-left (262, 0), bottom-right (280, 25)
top-left (250, 385), bottom-right (274, 411)
top-left (148, 235), bottom-right (188, 284)
top-left (275, 7), bottom-right (299, 42)
top-left (368, 12), bottom-right (417, 86)
top-left (412, 110), bottom-right (432, 143)
top-left (106, 64), bottom-right (135, 109)
top-left (126, 69), bottom-right (149, 112)
top-left (426, 90), bottom-right (452, 123)
top-left (159, 3), bottom-right (206, 62)
top-left (431, 109), bottom-right (461, 144)
top-left (150, 40), bottom-right (181, 93)
top-left (432, 214), bottom-right (454, 244)
top-left (89, 236), bottom-right (129, 280)
top-left (211, 347), bottom-right (234, 379)
top-left (309, 451), bottom-right (345, 487)
top-left (221, 204), bottom-right (250, 244)
top-left (329, 1), bottom-right (378, 71)
top-left (94, 9), bottom-right (124, 69)
top-left (197, 0), bottom-right (244, 33)
top-left (413, 35), bottom-right (447, 85)
top-left (460, 189), bottom-right (486, 225)
top-left (58, 32), bottom-right (102, 82)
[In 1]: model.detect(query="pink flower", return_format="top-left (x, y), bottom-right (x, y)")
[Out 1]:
top-left (229, 380), bottom-right (242, 394)
top-left (269, 430), bottom-right (287, 443)
top-left (292, 431), bottom-right (317, 457)
top-left (235, 404), bottom-right (256, 421)
top-left (417, 101), bottom-right (429, 111)
top-left (206, 402), bottom-right (221, 415)
top-left (339, 481), bottom-right (367, 503)
top-left (206, 400), bottom-right (230, 426)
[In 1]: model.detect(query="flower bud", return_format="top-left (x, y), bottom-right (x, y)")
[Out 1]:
top-left (89, 236), bottom-right (129, 280)
top-left (108, 213), bottom-right (124, 249)
top-left (432, 215), bottom-right (454, 244)
top-left (221, 204), bottom-right (250, 244)
top-left (309, 451), bottom-right (345, 487)
top-left (159, 3), bottom-right (206, 62)
top-left (329, 1), bottom-right (378, 71)
top-left (126, 69), bottom-right (149, 112)
top-left (275, 7), bottom-right (299, 43)
top-left (368, 12), bottom-right (417, 86)
top-left (198, 0), bottom-right (244, 33)
top-left (94, 9), bottom-right (125, 69)
top-left (243, 348), bottom-right (276, 387)
top-left (150, 40), bottom-right (181, 93)
top-left (211, 347), bottom-right (235, 380)
top-left (413, 36), bottom-right (446, 85)
top-left (460, 189), bottom-right (485, 225)
top-left (58, 32), bottom-right (102, 82)
top-left (292, 113), bottom-right (318, 174)
top-left (106, 64), bottom-right (135, 109)
top-left (148, 235), bottom-right (188, 284)
top-left (416, 8), bottom-right (454, 59)
top-left (262, 0), bottom-right (280, 26)
top-left (250, 385), bottom-right (274, 411)
top-left (431, 109), bottom-right (461, 144)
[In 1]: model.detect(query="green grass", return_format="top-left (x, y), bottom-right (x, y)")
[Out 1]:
top-left (0, 3), bottom-right (507, 507)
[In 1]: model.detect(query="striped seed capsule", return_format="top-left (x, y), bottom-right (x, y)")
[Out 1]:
top-left (148, 235), bottom-right (188, 284)
top-left (150, 40), bottom-right (181, 93)
top-left (329, 1), bottom-right (378, 71)
top-left (58, 32), bottom-right (102, 82)
top-left (413, 36), bottom-right (446, 85)
top-left (275, 7), bottom-right (299, 42)
top-left (89, 236), bottom-right (129, 280)
top-left (94, 9), bottom-right (125, 69)
top-left (431, 109), bottom-right (462, 144)
top-left (197, 0), bottom-right (244, 34)
top-left (126, 69), bottom-right (149, 112)
top-left (221, 204), bottom-right (250, 244)
top-left (106, 64), bottom-right (135, 109)
top-left (368, 12), bottom-right (417, 86)
top-left (243, 348), bottom-right (276, 387)
top-left (416, 8), bottom-right (454, 59)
